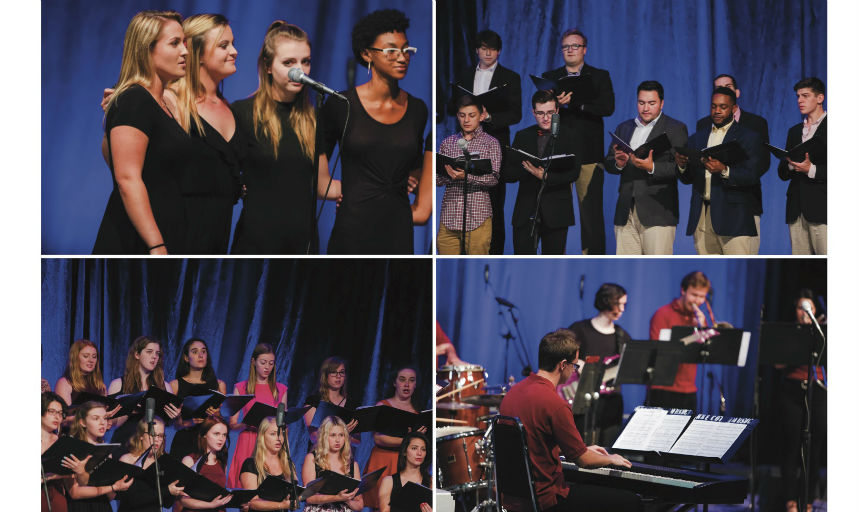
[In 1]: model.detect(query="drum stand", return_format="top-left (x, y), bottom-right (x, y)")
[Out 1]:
top-left (470, 422), bottom-right (498, 512)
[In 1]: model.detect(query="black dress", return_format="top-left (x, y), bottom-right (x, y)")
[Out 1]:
top-left (94, 84), bottom-right (194, 254)
top-left (321, 88), bottom-right (427, 255)
top-left (169, 378), bottom-right (219, 461)
top-left (240, 456), bottom-right (289, 510)
top-left (230, 96), bottom-right (315, 254)
top-left (389, 472), bottom-right (432, 512)
top-left (180, 115), bottom-right (241, 254)
top-left (116, 454), bottom-right (176, 512)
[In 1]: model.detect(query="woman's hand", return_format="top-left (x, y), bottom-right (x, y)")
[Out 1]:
top-left (167, 479), bottom-right (186, 497)
top-left (101, 88), bottom-right (116, 112)
top-left (61, 454), bottom-right (92, 476)
top-left (205, 405), bottom-right (221, 418)
top-left (335, 488), bottom-right (359, 502)
top-left (420, 503), bottom-right (433, 512)
top-left (163, 403), bottom-right (182, 419)
top-left (345, 419), bottom-right (359, 433)
top-left (112, 475), bottom-right (134, 493)
top-left (208, 494), bottom-right (233, 508)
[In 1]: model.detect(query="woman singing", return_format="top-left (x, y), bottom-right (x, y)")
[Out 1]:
top-left (231, 21), bottom-right (338, 254)
top-left (303, 356), bottom-right (359, 447)
top-left (239, 417), bottom-right (294, 511)
top-left (42, 392), bottom-right (70, 512)
top-left (93, 10), bottom-right (191, 255)
top-left (319, 9), bottom-right (428, 254)
top-left (227, 343), bottom-right (288, 488)
top-left (363, 366), bottom-right (424, 510)
top-left (55, 340), bottom-right (108, 423)
top-left (168, 337), bottom-right (227, 461)
top-left (377, 433), bottom-right (432, 512)
top-left (178, 417), bottom-right (234, 511)
top-left (116, 419), bottom-right (184, 512)
top-left (302, 417), bottom-right (364, 512)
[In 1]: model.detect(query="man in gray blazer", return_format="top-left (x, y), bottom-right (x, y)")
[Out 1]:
top-left (605, 81), bottom-right (688, 254)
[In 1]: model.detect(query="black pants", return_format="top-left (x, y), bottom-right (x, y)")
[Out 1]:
top-left (489, 183), bottom-right (506, 254)
top-left (543, 484), bottom-right (641, 512)
top-left (513, 224), bottom-right (568, 255)
top-left (576, 163), bottom-right (606, 255)
top-left (780, 378), bottom-right (827, 503)
top-left (646, 389), bottom-right (697, 413)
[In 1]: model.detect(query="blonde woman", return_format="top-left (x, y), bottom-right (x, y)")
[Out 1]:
top-left (168, 13), bottom-right (241, 254)
top-left (239, 417), bottom-right (294, 510)
top-left (116, 419), bottom-right (184, 512)
top-left (231, 21), bottom-right (338, 254)
top-left (227, 343), bottom-right (288, 488)
top-left (93, 10), bottom-right (190, 255)
top-left (302, 416), bottom-right (364, 512)
top-left (55, 340), bottom-right (108, 410)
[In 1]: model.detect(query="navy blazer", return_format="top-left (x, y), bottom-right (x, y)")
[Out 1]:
top-left (679, 122), bottom-right (763, 237)
top-left (605, 114), bottom-right (688, 227)
top-left (451, 64), bottom-right (523, 146)
top-left (777, 116), bottom-right (827, 224)
top-left (503, 124), bottom-right (581, 229)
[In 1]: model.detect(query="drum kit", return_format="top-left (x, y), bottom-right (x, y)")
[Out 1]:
top-left (435, 365), bottom-right (506, 512)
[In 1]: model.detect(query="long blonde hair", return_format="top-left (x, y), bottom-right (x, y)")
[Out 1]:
top-left (251, 417), bottom-right (293, 485)
top-left (246, 343), bottom-right (279, 399)
top-left (171, 13), bottom-right (230, 135)
top-left (127, 418), bottom-right (165, 458)
top-left (105, 10), bottom-right (183, 116)
top-left (121, 336), bottom-right (167, 393)
top-left (63, 340), bottom-right (107, 396)
top-left (252, 21), bottom-right (316, 160)
top-left (313, 416), bottom-right (352, 473)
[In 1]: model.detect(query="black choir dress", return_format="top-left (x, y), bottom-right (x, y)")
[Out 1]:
top-left (230, 96), bottom-right (316, 254)
top-left (93, 84), bottom-right (194, 254)
top-left (389, 472), bottom-right (432, 512)
top-left (320, 88), bottom-right (427, 255)
top-left (169, 378), bottom-right (219, 461)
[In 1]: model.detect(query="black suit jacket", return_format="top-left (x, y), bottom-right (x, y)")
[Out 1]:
top-left (777, 116), bottom-right (827, 224)
top-left (503, 124), bottom-right (581, 229)
top-left (451, 64), bottom-right (522, 146)
top-left (541, 63), bottom-right (615, 164)
top-left (697, 110), bottom-right (770, 215)
top-left (679, 122), bottom-right (763, 237)
top-left (605, 114), bottom-right (688, 227)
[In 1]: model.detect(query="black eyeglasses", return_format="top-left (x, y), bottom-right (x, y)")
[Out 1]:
top-left (561, 43), bottom-right (586, 52)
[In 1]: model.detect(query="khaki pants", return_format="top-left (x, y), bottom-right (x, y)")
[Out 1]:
top-left (751, 215), bottom-right (761, 254)
top-left (789, 214), bottom-right (827, 255)
top-left (693, 206), bottom-right (756, 255)
top-left (437, 216), bottom-right (493, 255)
top-left (573, 163), bottom-right (606, 255)
top-left (614, 205), bottom-right (676, 255)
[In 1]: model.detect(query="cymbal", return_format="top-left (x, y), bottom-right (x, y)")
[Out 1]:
top-left (436, 401), bottom-right (480, 410)
top-left (461, 393), bottom-right (505, 407)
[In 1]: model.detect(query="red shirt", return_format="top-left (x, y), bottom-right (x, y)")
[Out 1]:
top-left (499, 374), bottom-right (587, 510)
top-left (649, 299), bottom-right (699, 393)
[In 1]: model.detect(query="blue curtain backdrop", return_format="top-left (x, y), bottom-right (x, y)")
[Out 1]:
top-left (41, 0), bottom-right (432, 255)
top-left (436, 0), bottom-right (827, 254)
top-left (41, 258), bottom-right (432, 504)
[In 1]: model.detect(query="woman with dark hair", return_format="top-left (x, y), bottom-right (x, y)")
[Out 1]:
top-left (227, 343), bottom-right (288, 488)
top-left (376, 432), bottom-right (431, 512)
top-left (564, 283), bottom-right (631, 445)
top-left (168, 338), bottom-right (227, 460)
top-left (363, 366), bottom-right (425, 510)
top-left (42, 392), bottom-right (70, 512)
top-left (179, 417), bottom-right (233, 511)
top-left (319, 8), bottom-right (428, 254)
top-left (303, 356), bottom-right (360, 447)
top-left (116, 418), bottom-right (184, 512)
top-left (779, 289), bottom-right (827, 512)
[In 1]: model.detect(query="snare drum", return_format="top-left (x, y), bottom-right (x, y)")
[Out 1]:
top-left (435, 426), bottom-right (487, 492)
top-left (437, 365), bottom-right (490, 427)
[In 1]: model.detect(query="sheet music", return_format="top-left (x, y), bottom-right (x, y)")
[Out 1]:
top-left (612, 407), bottom-right (691, 452)
top-left (667, 418), bottom-right (747, 458)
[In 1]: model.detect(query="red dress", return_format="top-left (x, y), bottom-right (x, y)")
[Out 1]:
top-left (41, 479), bottom-right (69, 512)
top-left (226, 380), bottom-right (288, 488)
top-left (183, 458), bottom-right (227, 512)
top-left (362, 399), bottom-right (413, 509)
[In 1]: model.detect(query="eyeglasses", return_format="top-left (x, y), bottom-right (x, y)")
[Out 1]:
top-left (45, 408), bottom-right (65, 417)
top-left (533, 110), bottom-right (558, 118)
top-left (563, 360), bottom-right (581, 372)
top-left (148, 433), bottom-right (165, 440)
top-left (368, 47), bottom-right (418, 60)
top-left (329, 370), bottom-right (346, 377)
top-left (561, 43), bottom-right (586, 52)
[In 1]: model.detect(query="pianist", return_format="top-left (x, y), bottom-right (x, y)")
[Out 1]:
top-left (499, 329), bottom-right (642, 512)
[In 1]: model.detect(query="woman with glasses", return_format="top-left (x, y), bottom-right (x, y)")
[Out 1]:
top-left (116, 419), bottom-right (184, 512)
top-left (318, 8), bottom-right (428, 254)
top-left (303, 357), bottom-right (360, 447)
top-left (42, 392), bottom-right (70, 512)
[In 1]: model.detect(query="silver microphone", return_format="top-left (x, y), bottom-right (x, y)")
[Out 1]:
top-left (550, 113), bottom-right (560, 138)
top-left (287, 68), bottom-right (346, 100)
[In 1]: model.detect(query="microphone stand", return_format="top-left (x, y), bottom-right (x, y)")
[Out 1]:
top-left (308, 91), bottom-right (326, 255)
top-left (280, 424), bottom-right (299, 510)
top-left (497, 299), bottom-right (534, 379)
top-left (149, 422), bottom-right (164, 511)
top-left (529, 132), bottom-right (558, 253)
top-left (800, 311), bottom-right (826, 512)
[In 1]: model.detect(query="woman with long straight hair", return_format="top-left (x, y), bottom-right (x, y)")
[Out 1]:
top-left (239, 417), bottom-right (294, 510)
top-left (377, 433), bottom-right (432, 512)
top-left (55, 340), bottom-right (108, 407)
top-left (302, 356), bottom-right (360, 447)
top-left (231, 21), bottom-right (339, 254)
top-left (227, 343), bottom-right (288, 488)
top-left (93, 10), bottom-right (191, 255)
top-left (178, 417), bottom-right (233, 511)
top-left (302, 416), bottom-right (364, 512)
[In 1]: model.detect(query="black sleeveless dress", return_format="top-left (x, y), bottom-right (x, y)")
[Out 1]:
top-left (169, 378), bottom-right (219, 460)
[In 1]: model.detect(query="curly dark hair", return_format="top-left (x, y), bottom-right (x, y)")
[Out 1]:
top-left (351, 8), bottom-right (410, 63)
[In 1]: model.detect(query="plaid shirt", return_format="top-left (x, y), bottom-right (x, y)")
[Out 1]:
top-left (437, 127), bottom-right (501, 231)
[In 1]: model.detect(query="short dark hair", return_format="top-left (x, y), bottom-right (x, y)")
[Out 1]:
top-left (713, 74), bottom-right (738, 89)
top-left (594, 283), bottom-right (627, 312)
top-left (681, 271), bottom-right (711, 291)
top-left (794, 77), bottom-right (825, 96)
top-left (712, 86), bottom-right (737, 105)
top-left (561, 28), bottom-right (587, 46)
top-left (42, 391), bottom-right (67, 416)
top-left (537, 329), bottom-right (580, 371)
top-left (532, 90), bottom-right (559, 110)
top-left (455, 94), bottom-right (483, 113)
top-left (475, 29), bottom-right (502, 51)
top-left (637, 80), bottom-right (664, 100)
top-left (352, 9), bottom-right (410, 63)
top-left (792, 288), bottom-right (818, 311)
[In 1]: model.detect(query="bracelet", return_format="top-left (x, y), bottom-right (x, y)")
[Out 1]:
top-left (110, 484), bottom-right (115, 492)
top-left (148, 243), bottom-right (165, 251)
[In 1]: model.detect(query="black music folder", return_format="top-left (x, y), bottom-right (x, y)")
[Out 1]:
top-left (114, 387), bottom-right (183, 419)
top-left (141, 453), bottom-right (239, 502)
top-left (675, 140), bottom-right (748, 166)
top-left (242, 403), bottom-right (309, 430)
top-left (41, 437), bottom-right (121, 475)
top-left (309, 467), bottom-right (385, 496)
top-left (310, 400), bottom-right (355, 429)
top-left (765, 136), bottom-right (824, 162)
top-left (759, 322), bottom-right (827, 367)
top-left (609, 132), bottom-right (672, 160)
top-left (504, 146), bottom-right (577, 170)
top-left (529, 74), bottom-right (596, 102)
top-left (182, 392), bottom-right (254, 420)
top-left (69, 391), bottom-right (121, 410)
top-left (257, 475), bottom-right (322, 502)
top-left (351, 405), bottom-right (430, 436)
top-left (390, 481), bottom-right (433, 511)
top-left (455, 83), bottom-right (511, 112)
top-left (86, 458), bottom-right (144, 487)
top-left (436, 153), bottom-right (494, 176)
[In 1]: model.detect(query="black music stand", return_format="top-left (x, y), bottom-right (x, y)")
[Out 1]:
top-left (668, 327), bottom-right (751, 368)
top-left (616, 340), bottom-right (684, 390)
top-left (572, 360), bottom-right (604, 445)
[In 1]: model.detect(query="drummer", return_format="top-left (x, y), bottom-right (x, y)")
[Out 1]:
top-left (436, 321), bottom-right (469, 366)
top-left (564, 283), bottom-right (631, 445)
